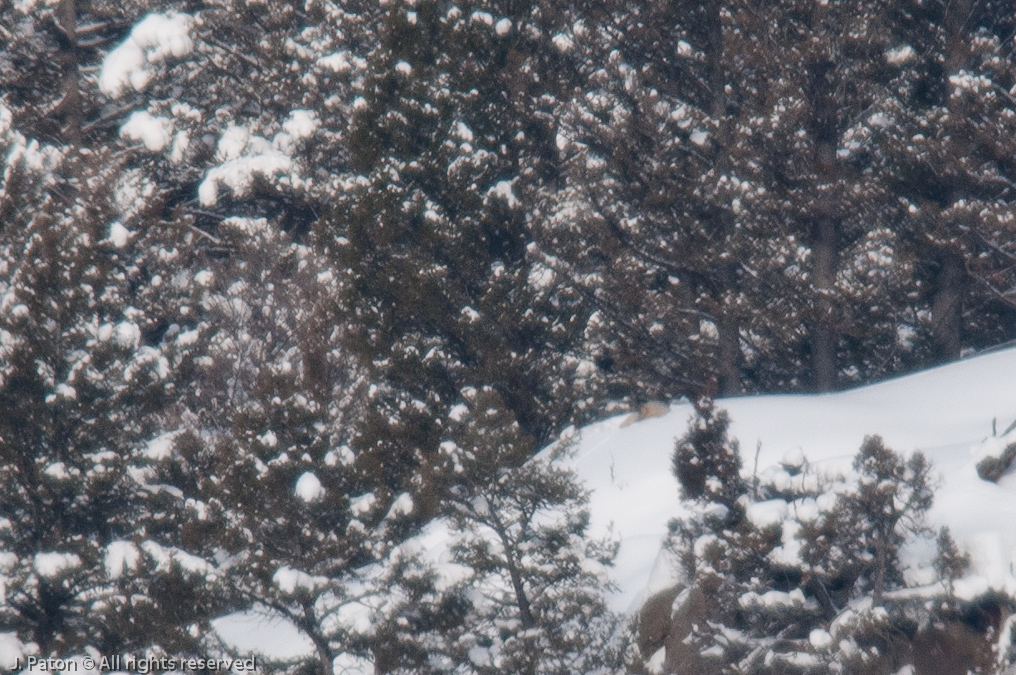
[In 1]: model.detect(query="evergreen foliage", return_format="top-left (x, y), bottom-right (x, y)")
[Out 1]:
top-left (673, 397), bottom-right (744, 508)
top-left (0, 118), bottom-right (221, 658)
top-left (433, 391), bottom-right (625, 675)
top-left (666, 402), bottom-right (974, 674)
top-left (5, 0), bottom-right (1016, 672)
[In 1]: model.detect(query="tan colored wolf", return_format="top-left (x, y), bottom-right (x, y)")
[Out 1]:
top-left (619, 401), bottom-right (670, 428)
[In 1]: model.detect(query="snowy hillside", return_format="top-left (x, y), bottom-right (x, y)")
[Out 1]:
top-left (215, 346), bottom-right (1016, 660)
top-left (563, 345), bottom-right (1016, 614)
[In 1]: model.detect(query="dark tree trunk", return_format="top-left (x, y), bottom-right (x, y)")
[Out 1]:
top-left (299, 603), bottom-right (335, 675)
top-left (928, 0), bottom-right (971, 364)
top-left (54, 0), bottom-right (81, 145)
top-left (807, 53), bottom-right (840, 392)
top-left (704, 0), bottom-right (725, 121)
top-left (705, 0), bottom-right (742, 396)
top-left (811, 218), bottom-right (838, 391)
top-left (716, 265), bottom-right (742, 397)
top-left (944, 0), bottom-right (973, 79)
top-left (932, 251), bottom-right (964, 362)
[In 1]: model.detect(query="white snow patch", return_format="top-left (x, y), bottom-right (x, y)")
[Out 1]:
top-left (295, 472), bottom-right (325, 502)
top-left (213, 610), bottom-right (315, 660)
top-left (810, 628), bottom-right (833, 649)
top-left (495, 18), bottom-right (512, 35)
top-left (318, 52), bottom-right (351, 73)
top-left (646, 647), bottom-right (666, 674)
top-left (115, 321), bottom-right (141, 349)
top-left (49, 383), bottom-right (77, 402)
top-left (782, 447), bottom-right (806, 469)
top-left (0, 105), bottom-right (12, 136)
top-left (387, 492), bottom-right (414, 518)
top-left (886, 45), bottom-right (916, 65)
top-left (0, 634), bottom-right (24, 671)
top-left (108, 221), bottom-right (133, 248)
top-left (170, 130), bottom-right (190, 164)
top-left (552, 33), bottom-right (574, 52)
top-left (216, 125), bottom-right (250, 162)
top-left (99, 12), bottom-right (195, 97)
top-left (454, 121), bottom-right (474, 143)
top-left (746, 499), bottom-right (789, 529)
top-left (486, 179), bottom-right (520, 208)
top-left (141, 540), bottom-right (212, 575)
top-left (276, 110), bottom-right (319, 150)
top-left (198, 154), bottom-right (294, 207)
top-left (105, 540), bottom-right (141, 579)
top-left (528, 264), bottom-right (555, 290)
top-left (470, 11), bottom-right (493, 25)
top-left (120, 111), bottom-right (173, 152)
top-left (34, 552), bottom-right (82, 579)
top-left (145, 433), bottom-right (176, 460)
top-left (349, 493), bottom-right (377, 517)
top-left (44, 462), bottom-right (70, 479)
top-left (273, 566), bottom-right (329, 594)
top-left (739, 588), bottom-right (806, 609)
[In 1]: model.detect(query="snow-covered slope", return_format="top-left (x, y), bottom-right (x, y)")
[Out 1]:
top-left (563, 346), bottom-right (1016, 613)
top-left (216, 347), bottom-right (1016, 657)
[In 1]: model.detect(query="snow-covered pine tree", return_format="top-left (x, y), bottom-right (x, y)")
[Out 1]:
top-left (666, 399), bottom-right (824, 673)
top-left (662, 403), bottom-right (965, 674)
top-left (144, 216), bottom-right (411, 675)
top-left (673, 397), bottom-right (744, 508)
top-left (0, 0), bottom-right (154, 145)
top-left (329, 0), bottom-right (596, 507)
top-left (802, 436), bottom-right (934, 608)
top-left (0, 111), bottom-right (223, 659)
top-left (868, 2), bottom-right (1016, 363)
top-left (432, 387), bottom-right (625, 675)
top-left (795, 437), bottom-right (942, 673)
top-left (543, 0), bottom-right (754, 402)
top-left (542, 0), bottom-right (931, 399)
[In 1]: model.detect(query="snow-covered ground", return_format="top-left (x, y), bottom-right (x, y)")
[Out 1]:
top-left (217, 346), bottom-right (1016, 659)
top-left (566, 346), bottom-right (1016, 613)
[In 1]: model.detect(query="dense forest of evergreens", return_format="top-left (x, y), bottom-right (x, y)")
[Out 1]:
top-left (3, 0), bottom-right (1016, 672)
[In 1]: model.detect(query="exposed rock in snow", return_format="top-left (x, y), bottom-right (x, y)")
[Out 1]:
top-left (972, 430), bottom-right (1016, 482)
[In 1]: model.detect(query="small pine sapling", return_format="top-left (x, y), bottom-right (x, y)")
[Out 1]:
top-left (435, 389), bottom-right (625, 675)
top-left (673, 397), bottom-right (745, 509)
top-left (933, 526), bottom-right (970, 599)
